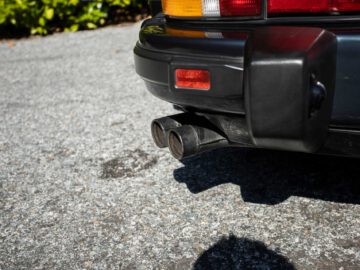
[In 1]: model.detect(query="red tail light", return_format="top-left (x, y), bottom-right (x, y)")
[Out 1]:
top-left (268, 0), bottom-right (328, 14)
top-left (175, 69), bottom-right (210, 90)
top-left (220, 0), bottom-right (261, 16)
top-left (268, 0), bottom-right (360, 14)
top-left (163, 0), bottom-right (360, 18)
top-left (334, 0), bottom-right (360, 12)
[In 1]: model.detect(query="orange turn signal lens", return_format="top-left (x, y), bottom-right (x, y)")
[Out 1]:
top-left (162, 0), bottom-right (202, 17)
top-left (175, 69), bottom-right (211, 90)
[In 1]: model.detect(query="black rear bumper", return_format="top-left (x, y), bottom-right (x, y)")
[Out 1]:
top-left (134, 18), bottom-right (360, 157)
top-left (134, 33), bottom-right (246, 114)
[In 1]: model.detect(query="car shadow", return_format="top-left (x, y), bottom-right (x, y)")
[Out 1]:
top-left (173, 147), bottom-right (360, 205)
top-left (193, 235), bottom-right (295, 270)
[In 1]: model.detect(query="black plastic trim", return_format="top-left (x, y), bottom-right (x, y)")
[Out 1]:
top-left (134, 45), bottom-right (246, 114)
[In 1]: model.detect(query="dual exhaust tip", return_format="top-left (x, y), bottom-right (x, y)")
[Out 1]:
top-left (151, 113), bottom-right (227, 160)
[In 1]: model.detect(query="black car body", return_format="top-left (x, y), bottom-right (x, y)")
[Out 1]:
top-left (134, 0), bottom-right (360, 159)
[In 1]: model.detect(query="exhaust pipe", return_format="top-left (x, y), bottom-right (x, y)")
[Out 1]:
top-left (168, 125), bottom-right (228, 160)
top-left (151, 113), bottom-right (191, 148)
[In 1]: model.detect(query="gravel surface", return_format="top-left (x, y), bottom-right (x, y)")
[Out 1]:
top-left (1, 23), bottom-right (360, 270)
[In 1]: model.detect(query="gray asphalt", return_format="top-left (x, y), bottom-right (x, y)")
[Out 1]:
top-left (1, 23), bottom-right (360, 270)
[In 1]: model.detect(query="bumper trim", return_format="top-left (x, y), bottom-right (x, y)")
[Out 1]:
top-left (134, 43), bottom-right (246, 114)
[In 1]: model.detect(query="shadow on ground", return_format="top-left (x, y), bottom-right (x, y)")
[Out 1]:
top-left (194, 235), bottom-right (295, 270)
top-left (174, 148), bottom-right (360, 205)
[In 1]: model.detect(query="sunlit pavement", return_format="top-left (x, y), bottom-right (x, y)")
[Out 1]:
top-left (1, 23), bottom-right (360, 269)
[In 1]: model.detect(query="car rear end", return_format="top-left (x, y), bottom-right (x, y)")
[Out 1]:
top-left (134, 0), bottom-right (360, 159)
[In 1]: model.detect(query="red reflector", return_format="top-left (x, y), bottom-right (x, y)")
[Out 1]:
top-left (268, 0), bottom-right (360, 14)
top-left (175, 69), bottom-right (210, 90)
top-left (220, 0), bottom-right (261, 16)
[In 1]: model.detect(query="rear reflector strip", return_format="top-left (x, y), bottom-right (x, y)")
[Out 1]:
top-left (175, 69), bottom-right (211, 90)
top-left (166, 28), bottom-right (206, 38)
top-left (165, 27), bottom-right (249, 40)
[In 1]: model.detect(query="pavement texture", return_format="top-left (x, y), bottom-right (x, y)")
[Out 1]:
top-left (1, 23), bottom-right (360, 270)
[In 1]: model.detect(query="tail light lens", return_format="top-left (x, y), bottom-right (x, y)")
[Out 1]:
top-left (162, 0), bottom-right (360, 17)
top-left (162, 0), bottom-right (261, 17)
top-left (203, 0), bottom-right (221, 16)
top-left (220, 0), bottom-right (261, 16)
top-left (268, 0), bottom-right (360, 14)
top-left (331, 0), bottom-right (360, 12)
top-left (268, 0), bottom-right (328, 14)
top-left (162, 0), bottom-right (202, 17)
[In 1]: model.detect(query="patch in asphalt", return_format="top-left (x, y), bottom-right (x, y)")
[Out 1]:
top-left (101, 148), bottom-right (158, 179)
top-left (0, 143), bottom-right (9, 152)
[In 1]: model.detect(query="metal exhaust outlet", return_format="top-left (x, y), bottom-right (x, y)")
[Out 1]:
top-left (168, 125), bottom-right (228, 160)
top-left (151, 113), bottom-right (191, 148)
